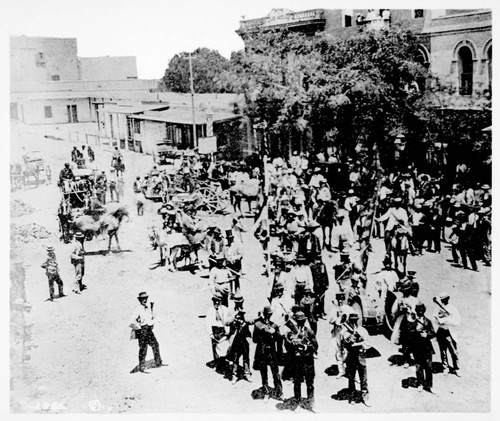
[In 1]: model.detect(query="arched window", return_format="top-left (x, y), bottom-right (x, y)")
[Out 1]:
top-left (457, 46), bottom-right (473, 95)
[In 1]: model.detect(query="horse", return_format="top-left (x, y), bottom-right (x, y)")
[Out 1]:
top-left (388, 227), bottom-right (410, 277)
top-left (176, 208), bottom-right (208, 269)
top-left (229, 178), bottom-right (261, 214)
top-left (73, 203), bottom-right (129, 252)
top-left (313, 200), bottom-right (338, 250)
top-left (22, 163), bottom-right (40, 188)
top-left (149, 225), bottom-right (195, 271)
top-left (111, 155), bottom-right (125, 177)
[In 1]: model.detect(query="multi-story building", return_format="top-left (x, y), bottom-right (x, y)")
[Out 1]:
top-left (237, 8), bottom-right (492, 97)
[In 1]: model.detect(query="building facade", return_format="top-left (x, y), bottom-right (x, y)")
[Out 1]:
top-left (237, 8), bottom-right (492, 98)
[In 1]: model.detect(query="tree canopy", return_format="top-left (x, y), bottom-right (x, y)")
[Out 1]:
top-left (158, 47), bottom-right (232, 93)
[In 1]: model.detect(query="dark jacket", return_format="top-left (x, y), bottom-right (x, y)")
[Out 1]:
top-left (252, 318), bottom-right (280, 370)
top-left (408, 316), bottom-right (435, 357)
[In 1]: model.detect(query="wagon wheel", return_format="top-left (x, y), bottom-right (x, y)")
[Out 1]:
top-left (198, 187), bottom-right (219, 215)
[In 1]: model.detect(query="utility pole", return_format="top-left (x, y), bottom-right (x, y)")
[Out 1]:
top-left (188, 52), bottom-right (197, 148)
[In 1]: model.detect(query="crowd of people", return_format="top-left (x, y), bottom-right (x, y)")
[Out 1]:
top-left (128, 147), bottom-right (485, 412)
top-left (39, 143), bottom-right (488, 412)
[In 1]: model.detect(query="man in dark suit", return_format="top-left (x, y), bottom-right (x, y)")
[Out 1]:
top-left (253, 306), bottom-right (283, 400)
top-left (285, 311), bottom-right (318, 411)
top-left (408, 302), bottom-right (435, 393)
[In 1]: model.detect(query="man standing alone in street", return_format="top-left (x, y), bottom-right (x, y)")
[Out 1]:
top-left (41, 246), bottom-right (64, 301)
top-left (129, 291), bottom-right (164, 372)
top-left (71, 232), bottom-right (87, 294)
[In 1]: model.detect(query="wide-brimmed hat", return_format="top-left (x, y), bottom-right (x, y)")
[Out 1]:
top-left (304, 221), bottom-right (320, 230)
top-left (340, 251), bottom-right (350, 259)
top-left (233, 293), bottom-right (244, 303)
top-left (74, 232), bottom-right (85, 239)
top-left (348, 313), bottom-right (359, 321)
top-left (393, 197), bottom-right (403, 204)
top-left (407, 270), bottom-right (417, 278)
top-left (478, 207), bottom-right (491, 215)
top-left (262, 306), bottom-right (273, 317)
top-left (481, 184), bottom-right (491, 190)
top-left (46, 246), bottom-right (55, 252)
top-left (212, 294), bottom-right (222, 302)
top-left (294, 311), bottom-right (307, 321)
top-left (137, 291), bottom-right (149, 300)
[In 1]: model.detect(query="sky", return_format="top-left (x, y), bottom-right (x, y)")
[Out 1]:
top-left (3, 0), bottom-right (349, 79)
top-left (3, 0), bottom-right (492, 80)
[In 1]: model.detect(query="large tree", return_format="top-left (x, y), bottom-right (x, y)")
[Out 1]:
top-left (229, 28), bottom-right (436, 168)
top-left (158, 47), bottom-right (232, 93)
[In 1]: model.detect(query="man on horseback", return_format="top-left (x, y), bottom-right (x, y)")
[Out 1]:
top-left (377, 197), bottom-right (410, 256)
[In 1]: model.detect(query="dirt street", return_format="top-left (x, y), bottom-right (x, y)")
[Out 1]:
top-left (10, 130), bottom-right (490, 414)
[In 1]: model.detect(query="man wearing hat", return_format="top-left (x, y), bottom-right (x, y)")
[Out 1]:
top-left (341, 313), bottom-right (370, 406)
top-left (333, 211), bottom-right (353, 252)
top-left (378, 197), bottom-right (410, 253)
top-left (329, 293), bottom-right (353, 378)
top-left (129, 292), bottom-right (163, 372)
top-left (390, 281), bottom-right (419, 367)
top-left (408, 302), bottom-right (435, 393)
top-left (333, 252), bottom-right (363, 292)
top-left (225, 230), bottom-right (243, 297)
top-left (58, 162), bottom-right (75, 192)
top-left (94, 171), bottom-right (107, 205)
top-left (41, 246), bottom-right (64, 301)
top-left (206, 294), bottom-right (232, 371)
top-left (376, 257), bottom-right (398, 302)
top-left (285, 310), bottom-right (318, 411)
top-left (210, 257), bottom-right (232, 307)
top-left (405, 271), bottom-right (420, 297)
top-left (253, 306), bottom-right (283, 400)
top-left (476, 207), bottom-right (491, 266)
top-left (108, 167), bottom-right (118, 202)
top-left (70, 232), bottom-right (87, 294)
top-left (227, 308), bottom-right (252, 384)
top-left (292, 256), bottom-right (314, 305)
top-left (208, 227), bottom-right (226, 270)
top-left (409, 203), bottom-right (426, 255)
top-left (133, 176), bottom-right (145, 216)
top-left (299, 288), bottom-right (317, 334)
top-left (297, 220), bottom-right (322, 263)
top-left (433, 292), bottom-right (461, 376)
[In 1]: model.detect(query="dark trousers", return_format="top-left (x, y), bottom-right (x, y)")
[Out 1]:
top-left (260, 361), bottom-right (282, 396)
top-left (346, 358), bottom-right (368, 396)
top-left (109, 183), bottom-right (118, 201)
top-left (48, 273), bottom-right (64, 299)
top-left (427, 228), bottom-right (441, 252)
top-left (74, 262), bottom-right (85, 291)
top-left (293, 372), bottom-right (315, 400)
top-left (436, 328), bottom-right (459, 371)
top-left (411, 225), bottom-right (424, 254)
top-left (231, 342), bottom-right (251, 376)
top-left (137, 325), bottom-right (162, 367)
top-left (459, 245), bottom-right (477, 270)
top-left (414, 354), bottom-right (433, 388)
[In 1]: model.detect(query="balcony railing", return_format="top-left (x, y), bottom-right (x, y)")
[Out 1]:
top-left (239, 9), bottom-right (325, 30)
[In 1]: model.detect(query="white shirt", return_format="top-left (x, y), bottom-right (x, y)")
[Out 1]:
top-left (129, 302), bottom-right (155, 329)
top-left (378, 207), bottom-right (409, 231)
top-left (206, 305), bottom-right (231, 336)
top-left (291, 264), bottom-right (314, 292)
top-left (433, 302), bottom-right (461, 339)
top-left (210, 268), bottom-right (232, 295)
